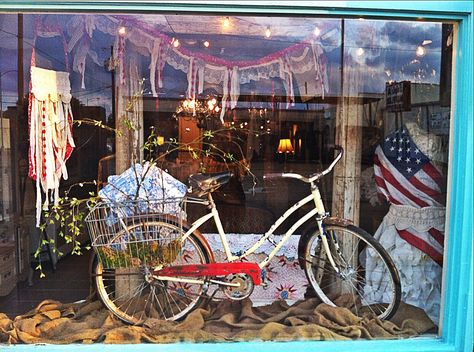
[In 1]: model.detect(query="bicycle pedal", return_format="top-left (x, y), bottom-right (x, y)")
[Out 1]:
top-left (260, 269), bottom-right (269, 289)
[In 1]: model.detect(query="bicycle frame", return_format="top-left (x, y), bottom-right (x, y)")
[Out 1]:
top-left (181, 182), bottom-right (339, 272)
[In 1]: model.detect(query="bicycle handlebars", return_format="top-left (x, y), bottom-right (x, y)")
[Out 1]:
top-left (263, 145), bottom-right (344, 183)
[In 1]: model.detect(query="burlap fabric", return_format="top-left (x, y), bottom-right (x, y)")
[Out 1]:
top-left (0, 298), bottom-right (435, 344)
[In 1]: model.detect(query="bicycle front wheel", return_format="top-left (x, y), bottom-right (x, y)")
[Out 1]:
top-left (93, 220), bottom-right (211, 325)
top-left (302, 223), bottom-right (401, 320)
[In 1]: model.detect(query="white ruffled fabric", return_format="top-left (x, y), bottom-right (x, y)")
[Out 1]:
top-left (366, 204), bottom-right (444, 324)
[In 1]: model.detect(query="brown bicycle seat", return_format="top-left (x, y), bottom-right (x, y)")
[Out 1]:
top-left (188, 171), bottom-right (233, 196)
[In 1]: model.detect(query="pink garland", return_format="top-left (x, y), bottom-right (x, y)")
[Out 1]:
top-left (112, 15), bottom-right (313, 69)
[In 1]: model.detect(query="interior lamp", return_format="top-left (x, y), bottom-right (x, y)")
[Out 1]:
top-left (277, 138), bottom-right (294, 154)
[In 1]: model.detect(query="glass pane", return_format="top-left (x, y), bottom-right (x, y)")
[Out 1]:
top-left (0, 12), bottom-right (453, 342)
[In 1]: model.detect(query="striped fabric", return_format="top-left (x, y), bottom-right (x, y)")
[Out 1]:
top-left (374, 127), bottom-right (445, 265)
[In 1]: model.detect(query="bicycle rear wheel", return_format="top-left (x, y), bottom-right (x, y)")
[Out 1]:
top-left (302, 223), bottom-right (401, 320)
top-left (93, 220), bottom-right (210, 324)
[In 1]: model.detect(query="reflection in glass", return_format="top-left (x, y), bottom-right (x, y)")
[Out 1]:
top-left (0, 13), bottom-right (453, 339)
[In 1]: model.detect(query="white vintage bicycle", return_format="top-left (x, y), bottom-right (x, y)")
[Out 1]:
top-left (86, 146), bottom-right (401, 325)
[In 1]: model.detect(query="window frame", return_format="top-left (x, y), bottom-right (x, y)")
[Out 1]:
top-left (0, 1), bottom-right (472, 352)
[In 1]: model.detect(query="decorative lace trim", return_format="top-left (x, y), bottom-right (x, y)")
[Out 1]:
top-left (385, 204), bottom-right (445, 232)
top-left (30, 67), bottom-right (72, 103)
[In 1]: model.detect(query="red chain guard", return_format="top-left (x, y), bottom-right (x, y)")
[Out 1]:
top-left (154, 262), bottom-right (262, 286)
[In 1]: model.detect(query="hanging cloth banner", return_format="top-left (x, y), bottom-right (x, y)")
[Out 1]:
top-left (230, 66), bottom-right (240, 110)
top-left (149, 38), bottom-right (168, 97)
top-left (220, 68), bottom-right (230, 123)
top-left (73, 15), bottom-right (330, 104)
top-left (67, 15), bottom-right (101, 89)
top-left (28, 66), bottom-right (75, 226)
top-left (279, 55), bottom-right (295, 108)
top-left (113, 33), bottom-right (127, 86)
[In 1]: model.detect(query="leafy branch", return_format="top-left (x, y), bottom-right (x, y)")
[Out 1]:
top-left (35, 77), bottom-right (264, 278)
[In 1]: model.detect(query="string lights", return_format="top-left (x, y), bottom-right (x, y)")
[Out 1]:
top-left (356, 47), bottom-right (365, 56)
top-left (223, 16), bottom-right (230, 28)
top-left (265, 27), bottom-right (272, 38)
top-left (118, 26), bottom-right (127, 36)
top-left (313, 26), bottom-right (321, 37)
top-left (416, 45), bottom-right (426, 57)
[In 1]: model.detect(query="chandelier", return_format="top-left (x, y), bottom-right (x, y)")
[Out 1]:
top-left (173, 96), bottom-right (221, 129)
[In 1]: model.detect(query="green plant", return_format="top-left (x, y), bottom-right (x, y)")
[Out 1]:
top-left (34, 78), bottom-right (262, 278)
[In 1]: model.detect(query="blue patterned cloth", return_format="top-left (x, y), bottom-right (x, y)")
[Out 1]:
top-left (99, 162), bottom-right (187, 216)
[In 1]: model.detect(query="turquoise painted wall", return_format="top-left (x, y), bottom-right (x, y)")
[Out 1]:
top-left (0, 2), bottom-right (472, 352)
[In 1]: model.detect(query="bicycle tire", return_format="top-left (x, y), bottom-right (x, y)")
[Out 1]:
top-left (93, 220), bottom-right (211, 325)
top-left (301, 222), bottom-right (401, 320)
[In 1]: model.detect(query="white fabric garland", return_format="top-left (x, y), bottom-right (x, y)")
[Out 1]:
top-left (29, 66), bottom-right (75, 226)
top-left (68, 15), bottom-right (328, 111)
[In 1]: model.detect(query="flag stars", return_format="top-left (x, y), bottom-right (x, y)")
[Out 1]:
top-left (390, 146), bottom-right (395, 151)
top-left (398, 147), bottom-right (403, 152)
top-left (414, 149), bottom-right (420, 154)
top-left (406, 167), bottom-right (412, 173)
top-left (399, 138), bottom-right (404, 143)
top-left (416, 158), bottom-right (421, 164)
top-left (397, 156), bottom-right (402, 162)
top-left (392, 138), bottom-right (397, 143)
top-left (407, 147), bottom-right (411, 152)
top-left (405, 157), bottom-right (411, 163)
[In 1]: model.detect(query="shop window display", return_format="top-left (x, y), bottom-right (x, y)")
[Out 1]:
top-left (0, 12), bottom-right (455, 343)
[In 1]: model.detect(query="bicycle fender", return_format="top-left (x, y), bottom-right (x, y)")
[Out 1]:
top-left (183, 222), bottom-right (216, 263)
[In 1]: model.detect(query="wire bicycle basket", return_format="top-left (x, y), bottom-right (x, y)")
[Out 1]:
top-left (85, 198), bottom-right (186, 269)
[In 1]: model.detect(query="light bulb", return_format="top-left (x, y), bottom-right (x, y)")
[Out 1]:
top-left (188, 100), bottom-right (195, 109)
top-left (356, 47), bottom-right (365, 56)
top-left (265, 27), bottom-right (271, 38)
top-left (416, 45), bottom-right (426, 57)
top-left (173, 39), bottom-right (180, 48)
top-left (211, 98), bottom-right (217, 105)
top-left (313, 26), bottom-right (321, 37)
top-left (203, 40), bottom-right (210, 48)
top-left (223, 17), bottom-right (230, 28)
top-left (118, 26), bottom-right (126, 36)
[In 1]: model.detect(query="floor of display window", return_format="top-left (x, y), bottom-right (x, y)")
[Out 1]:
top-left (0, 253), bottom-right (91, 318)
top-left (0, 253), bottom-right (438, 344)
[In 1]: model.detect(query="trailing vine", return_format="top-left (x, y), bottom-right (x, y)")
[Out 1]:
top-left (33, 79), bottom-right (262, 278)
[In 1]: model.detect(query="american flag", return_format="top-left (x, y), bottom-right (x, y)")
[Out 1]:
top-left (374, 127), bottom-right (445, 266)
